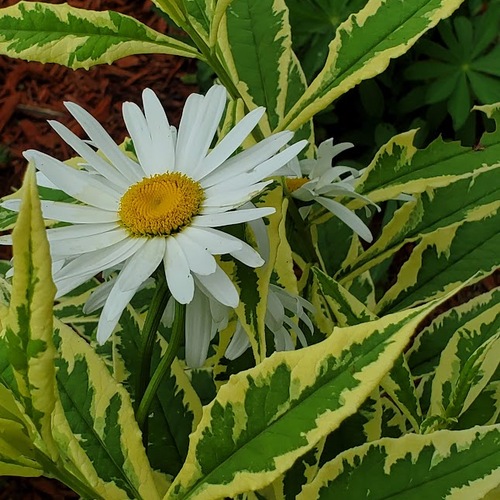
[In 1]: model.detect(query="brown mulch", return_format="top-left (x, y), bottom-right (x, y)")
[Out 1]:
top-left (0, 1), bottom-right (196, 497)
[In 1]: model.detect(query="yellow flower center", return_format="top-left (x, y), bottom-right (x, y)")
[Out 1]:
top-left (119, 172), bottom-right (204, 237)
top-left (286, 177), bottom-right (309, 193)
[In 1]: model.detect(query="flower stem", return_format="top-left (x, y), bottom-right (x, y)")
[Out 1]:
top-left (136, 271), bottom-right (170, 413)
top-left (136, 300), bottom-right (185, 432)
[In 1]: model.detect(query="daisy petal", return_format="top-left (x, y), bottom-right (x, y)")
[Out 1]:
top-left (164, 236), bottom-right (194, 304)
top-left (54, 238), bottom-right (145, 281)
top-left (230, 241), bottom-right (265, 268)
top-left (175, 232), bottom-right (217, 275)
top-left (193, 107), bottom-right (266, 180)
top-left (185, 289), bottom-right (213, 368)
top-left (215, 140), bottom-right (308, 191)
top-left (49, 227), bottom-right (129, 257)
top-left (193, 207), bottom-right (275, 228)
top-left (122, 101), bottom-right (153, 176)
top-left (96, 240), bottom-right (165, 343)
top-left (143, 88), bottom-right (176, 172)
top-left (225, 323), bottom-right (251, 360)
top-left (202, 181), bottom-right (271, 210)
top-left (177, 86), bottom-right (227, 173)
top-left (39, 201), bottom-right (118, 223)
top-left (201, 131), bottom-right (294, 188)
top-left (118, 238), bottom-right (165, 291)
top-left (64, 102), bottom-right (141, 183)
top-left (54, 270), bottom-right (99, 298)
top-left (96, 286), bottom-right (137, 344)
top-left (195, 265), bottom-right (239, 307)
top-left (316, 196), bottom-right (373, 242)
top-left (182, 226), bottom-right (242, 254)
top-left (48, 120), bottom-right (130, 189)
top-left (24, 150), bottom-right (120, 210)
top-left (83, 278), bottom-right (117, 313)
top-left (46, 222), bottom-right (118, 241)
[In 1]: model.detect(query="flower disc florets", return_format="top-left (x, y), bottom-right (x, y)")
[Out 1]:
top-left (286, 177), bottom-right (309, 193)
top-left (118, 172), bottom-right (204, 237)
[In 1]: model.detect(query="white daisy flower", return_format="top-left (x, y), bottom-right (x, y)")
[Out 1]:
top-left (225, 284), bottom-right (314, 360)
top-left (281, 138), bottom-right (378, 242)
top-left (1, 86), bottom-right (306, 345)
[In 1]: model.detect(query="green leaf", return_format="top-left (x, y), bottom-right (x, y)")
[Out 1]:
top-left (96, 306), bottom-right (202, 478)
top-left (298, 425), bottom-right (500, 500)
top-left (0, 385), bottom-right (43, 478)
top-left (472, 46), bottom-right (500, 77)
top-left (0, 1), bottom-right (200, 69)
top-left (468, 71), bottom-right (500, 104)
top-left (448, 72), bottom-right (471, 129)
top-left (277, 0), bottom-right (463, 131)
top-left (222, 184), bottom-right (285, 363)
top-left (165, 301), bottom-right (446, 499)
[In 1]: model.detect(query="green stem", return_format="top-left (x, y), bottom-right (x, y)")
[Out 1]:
top-left (136, 300), bottom-right (185, 431)
top-left (136, 272), bottom-right (170, 411)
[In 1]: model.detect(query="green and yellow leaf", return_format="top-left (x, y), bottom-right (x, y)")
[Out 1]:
top-left (375, 203), bottom-right (499, 314)
top-left (312, 267), bottom-right (377, 327)
top-left (52, 320), bottom-right (161, 500)
top-left (278, 0), bottom-right (463, 131)
top-left (0, 1), bottom-right (200, 69)
top-left (165, 300), bottom-right (445, 499)
top-left (340, 164), bottom-right (500, 284)
top-left (3, 165), bottom-right (58, 461)
top-left (408, 287), bottom-right (500, 377)
top-left (298, 425), bottom-right (500, 500)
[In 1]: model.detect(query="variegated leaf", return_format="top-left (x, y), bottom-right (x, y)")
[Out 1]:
top-left (380, 396), bottom-right (407, 438)
top-left (456, 378), bottom-right (500, 430)
top-left (52, 320), bottom-right (161, 500)
top-left (319, 389), bottom-right (382, 464)
top-left (0, 1), bottom-right (200, 69)
top-left (312, 267), bottom-right (377, 327)
top-left (2, 166), bottom-right (58, 461)
top-left (280, 442), bottom-right (325, 500)
top-left (0, 385), bottom-right (42, 478)
top-left (298, 425), bottom-right (500, 500)
top-left (425, 317), bottom-right (500, 431)
top-left (278, 0), bottom-right (463, 131)
top-left (96, 306), bottom-right (202, 478)
top-left (225, 184), bottom-right (285, 363)
top-left (339, 164), bottom-right (500, 284)
top-left (165, 301), bottom-right (443, 499)
top-left (218, 0), bottom-right (313, 149)
top-left (381, 355), bottom-right (422, 432)
top-left (355, 107), bottom-right (500, 204)
top-left (408, 287), bottom-right (500, 377)
top-left (375, 203), bottom-right (499, 314)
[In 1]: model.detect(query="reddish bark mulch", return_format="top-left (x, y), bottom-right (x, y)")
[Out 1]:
top-left (0, 0), bottom-right (196, 497)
